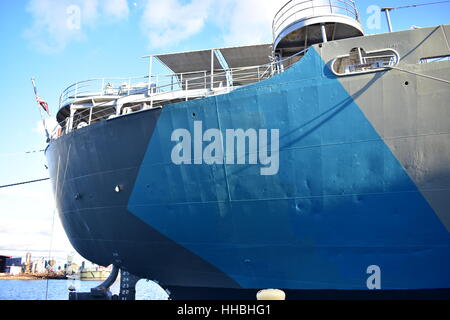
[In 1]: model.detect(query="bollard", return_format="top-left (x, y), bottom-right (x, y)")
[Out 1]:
top-left (257, 289), bottom-right (286, 300)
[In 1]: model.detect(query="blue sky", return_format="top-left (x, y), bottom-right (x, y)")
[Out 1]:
top-left (0, 0), bottom-right (449, 263)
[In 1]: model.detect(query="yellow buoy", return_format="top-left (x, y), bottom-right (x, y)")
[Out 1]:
top-left (256, 289), bottom-right (286, 300)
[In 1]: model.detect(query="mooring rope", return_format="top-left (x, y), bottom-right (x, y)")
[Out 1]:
top-left (45, 208), bottom-right (57, 301)
top-left (43, 154), bottom-right (61, 301)
top-left (387, 66), bottom-right (450, 84)
top-left (0, 178), bottom-right (50, 189)
top-left (0, 149), bottom-right (45, 157)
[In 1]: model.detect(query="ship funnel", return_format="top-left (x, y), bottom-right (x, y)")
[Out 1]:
top-left (273, 0), bottom-right (364, 58)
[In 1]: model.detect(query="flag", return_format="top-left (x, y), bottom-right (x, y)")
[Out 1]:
top-left (36, 95), bottom-right (50, 115)
top-left (31, 78), bottom-right (50, 116)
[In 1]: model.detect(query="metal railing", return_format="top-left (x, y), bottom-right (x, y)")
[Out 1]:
top-left (52, 49), bottom-right (309, 139)
top-left (59, 76), bottom-right (151, 109)
top-left (59, 66), bottom-right (271, 108)
top-left (273, 0), bottom-right (360, 40)
top-left (58, 64), bottom-right (279, 110)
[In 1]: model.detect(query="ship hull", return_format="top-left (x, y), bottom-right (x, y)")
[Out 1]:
top-left (46, 26), bottom-right (450, 299)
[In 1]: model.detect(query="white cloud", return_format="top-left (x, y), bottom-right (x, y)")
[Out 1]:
top-left (141, 0), bottom-right (212, 49)
top-left (25, 0), bottom-right (287, 53)
top-left (103, 0), bottom-right (130, 21)
top-left (213, 0), bottom-right (284, 47)
top-left (24, 0), bottom-right (130, 54)
top-left (140, 0), bottom-right (286, 50)
top-left (0, 183), bottom-right (74, 258)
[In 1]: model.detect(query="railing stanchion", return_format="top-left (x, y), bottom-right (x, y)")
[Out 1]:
top-left (89, 107), bottom-right (93, 125)
top-left (211, 49), bottom-right (214, 90)
top-left (147, 55), bottom-right (153, 96)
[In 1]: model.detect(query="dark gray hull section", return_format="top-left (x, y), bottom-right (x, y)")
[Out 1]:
top-left (46, 109), bottom-right (240, 289)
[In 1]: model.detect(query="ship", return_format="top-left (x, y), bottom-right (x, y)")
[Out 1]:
top-left (78, 261), bottom-right (112, 281)
top-left (80, 270), bottom-right (111, 281)
top-left (45, 0), bottom-right (450, 299)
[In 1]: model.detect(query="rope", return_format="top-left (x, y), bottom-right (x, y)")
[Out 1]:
top-left (44, 155), bottom-right (63, 301)
top-left (387, 1), bottom-right (450, 10)
top-left (45, 208), bottom-right (57, 301)
top-left (0, 149), bottom-right (45, 157)
top-left (387, 66), bottom-right (450, 84)
top-left (0, 178), bottom-right (50, 189)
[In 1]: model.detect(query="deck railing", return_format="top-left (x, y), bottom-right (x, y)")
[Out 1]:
top-left (59, 76), bottom-right (149, 109)
top-left (58, 65), bottom-right (277, 110)
top-left (273, 0), bottom-right (360, 41)
top-left (52, 49), bottom-right (309, 139)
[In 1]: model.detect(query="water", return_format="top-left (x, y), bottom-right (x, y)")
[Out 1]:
top-left (0, 279), bottom-right (169, 300)
top-left (0, 280), bottom-right (103, 300)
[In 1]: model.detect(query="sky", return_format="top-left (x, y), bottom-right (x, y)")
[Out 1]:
top-left (0, 0), bottom-right (449, 264)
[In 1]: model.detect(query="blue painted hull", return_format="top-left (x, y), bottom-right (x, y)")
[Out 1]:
top-left (46, 48), bottom-right (450, 298)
